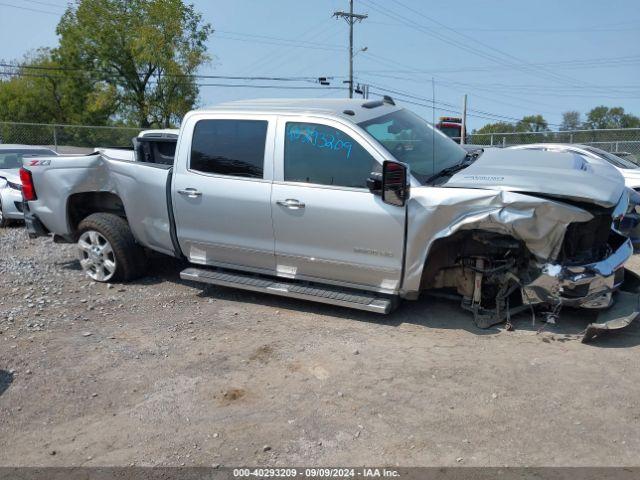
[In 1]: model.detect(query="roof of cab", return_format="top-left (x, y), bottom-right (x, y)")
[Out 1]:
top-left (195, 97), bottom-right (403, 123)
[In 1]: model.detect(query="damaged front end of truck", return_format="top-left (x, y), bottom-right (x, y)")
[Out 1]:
top-left (404, 149), bottom-right (640, 342)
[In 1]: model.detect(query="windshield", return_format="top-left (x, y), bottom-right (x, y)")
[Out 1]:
top-left (0, 149), bottom-right (56, 170)
top-left (583, 146), bottom-right (638, 169)
top-left (358, 109), bottom-right (467, 184)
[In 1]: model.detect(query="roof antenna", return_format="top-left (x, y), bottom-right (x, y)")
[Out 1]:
top-left (432, 77), bottom-right (436, 177)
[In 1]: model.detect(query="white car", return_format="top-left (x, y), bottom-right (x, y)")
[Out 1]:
top-left (508, 143), bottom-right (640, 190)
top-left (0, 145), bottom-right (57, 227)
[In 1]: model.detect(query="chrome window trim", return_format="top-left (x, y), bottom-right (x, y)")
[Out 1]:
top-left (271, 179), bottom-right (369, 193)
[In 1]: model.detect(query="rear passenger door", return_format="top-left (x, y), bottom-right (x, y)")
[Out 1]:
top-left (172, 114), bottom-right (277, 273)
top-left (271, 116), bottom-right (406, 293)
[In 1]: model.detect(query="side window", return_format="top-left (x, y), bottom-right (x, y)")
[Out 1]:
top-left (284, 122), bottom-right (378, 188)
top-left (190, 119), bottom-right (268, 178)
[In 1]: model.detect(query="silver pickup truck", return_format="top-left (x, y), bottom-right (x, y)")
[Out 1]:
top-left (20, 98), bottom-right (640, 340)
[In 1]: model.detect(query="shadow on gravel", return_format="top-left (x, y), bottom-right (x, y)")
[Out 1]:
top-left (58, 259), bottom-right (82, 271)
top-left (0, 370), bottom-right (14, 397)
top-left (189, 284), bottom-right (640, 347)
top-left (66, 251), bottom-right (640, 348)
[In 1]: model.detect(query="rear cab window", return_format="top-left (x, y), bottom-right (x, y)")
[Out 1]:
top-left (190, 119), bottom-right (268, 178)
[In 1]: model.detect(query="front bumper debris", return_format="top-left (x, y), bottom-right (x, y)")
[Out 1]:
top-left (522, 232), bottom-right (632, 310)
top-left (582, 270), bottom-right (640, 342)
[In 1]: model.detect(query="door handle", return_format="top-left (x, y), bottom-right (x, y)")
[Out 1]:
top-left (178, 188), bottom-right (202, 198)
top-left (276, 198), bottom-right (305, 209)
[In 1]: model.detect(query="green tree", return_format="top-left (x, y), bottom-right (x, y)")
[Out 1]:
top-left (0, 49), bottom-right (116, 125)
top-left (560, 111), bottom-right (581, 131)
top-left (473, 121), bottom-right (516, 135)
top-left (584, 105), bottom-right (640, 129)
top-left (56, 0), bottom-right (213, 127)
top-left (517, 114), bottom-right (548, 133)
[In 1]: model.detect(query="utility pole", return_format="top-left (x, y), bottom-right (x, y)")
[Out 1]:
top-left (333, 1), bottom-right (367, 98)
top-left (461, 94), bottom-right (468, 145)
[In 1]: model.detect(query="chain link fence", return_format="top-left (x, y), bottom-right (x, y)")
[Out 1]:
top-left (3, 121), bottom-right (640, 165)
top-left (0, 121), bottom-right (143, 153)
top-left (468, 128), bottom-right (640, 161)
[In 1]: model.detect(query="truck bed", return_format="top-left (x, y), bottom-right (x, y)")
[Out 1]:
top-left (25, 153), bottom-right (176, 257)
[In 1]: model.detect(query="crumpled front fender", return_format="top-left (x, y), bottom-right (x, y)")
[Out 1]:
top-left (402, 187), bottom-right (594, 295)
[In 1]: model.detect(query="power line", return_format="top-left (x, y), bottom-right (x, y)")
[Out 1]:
top-left (385, 0), bottom-right (599, 89)
top-left (214, 30), bottom-right (344, 50)
top-left (0, 70), bottom-right (345, 91)
top-left (22, 0), bottom-right (65, 9)
top-left (367, 19), bottom-right (640, 33)
top-left (361, 0), bottom-right (604, 90)
top-left (362, 77), bottom-right (566, 126)
top-left (238, 19), bottom-right (337, 75)
top-left (357, 51), bottom-right (564, 116)
top-left (359, 70), bottom-right (640, 94)
top-left (0, 1), bottom-right (61, 15)
top-left (0, 64), bottom-right (337, 83)
top-left (358, 55), bottom-right (640, 74)
top-left (194, 83), bottom-right (345, 90)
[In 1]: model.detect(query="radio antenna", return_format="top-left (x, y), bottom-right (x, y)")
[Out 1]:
top-left (432, 77), bottom-right (436, 176)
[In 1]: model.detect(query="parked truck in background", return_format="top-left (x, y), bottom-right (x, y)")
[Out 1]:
top-left (436, 116), bottom-right (463, 143)
top-left (19, 97), bottom-right (640, 341)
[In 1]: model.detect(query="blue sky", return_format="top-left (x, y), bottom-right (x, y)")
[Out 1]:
top-left (0, 0), bottom-right (639, 130)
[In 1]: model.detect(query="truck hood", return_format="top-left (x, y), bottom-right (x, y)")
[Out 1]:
top-left (443, 148), bottom-right (625, 207)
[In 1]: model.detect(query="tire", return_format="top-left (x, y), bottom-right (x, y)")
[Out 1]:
top-left (77, 213), bottom-right (148, 282)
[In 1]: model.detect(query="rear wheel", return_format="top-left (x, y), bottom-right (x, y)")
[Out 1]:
top-left (77, 213), bottom-right (147, 282)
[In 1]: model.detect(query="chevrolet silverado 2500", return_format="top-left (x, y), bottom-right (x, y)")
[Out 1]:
top-left (20, 98), bottom-right (640, 341)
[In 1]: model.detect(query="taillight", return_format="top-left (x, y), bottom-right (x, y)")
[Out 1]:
top-left (19, 168), bottom-right (37, 201)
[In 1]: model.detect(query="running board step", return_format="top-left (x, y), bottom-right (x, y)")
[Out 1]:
top-left (180, 267), bottom-right (396, 314)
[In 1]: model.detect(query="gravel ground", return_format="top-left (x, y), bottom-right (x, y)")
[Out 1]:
top-left (1, 224), bottom-right (639, 467)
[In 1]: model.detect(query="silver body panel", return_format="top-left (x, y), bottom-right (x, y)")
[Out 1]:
top-left (26, 154), bottom-right (175, 256)
top-left (22, 99), bottom-right (635, 313)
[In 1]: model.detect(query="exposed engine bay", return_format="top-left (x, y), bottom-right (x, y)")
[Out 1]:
top-left (417, 194), bottom-right (640, 342)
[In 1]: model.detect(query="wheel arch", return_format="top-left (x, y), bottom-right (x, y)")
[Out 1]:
top-left (67, 191), bottom-right (126, 237)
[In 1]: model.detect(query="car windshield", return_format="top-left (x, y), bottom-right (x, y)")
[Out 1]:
top-left (583, 146), bottom-right (638, 169)
top-left (358, 109), bottom-right (467, 184)
top-left (0, 149), bottom-right (56, 170)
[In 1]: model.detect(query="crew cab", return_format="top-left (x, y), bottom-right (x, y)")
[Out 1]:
top-left (20, 98), bottom-right (640, 341)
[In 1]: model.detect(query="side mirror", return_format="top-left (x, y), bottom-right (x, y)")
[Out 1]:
top-left (382, 160), bottom-right (409, 207)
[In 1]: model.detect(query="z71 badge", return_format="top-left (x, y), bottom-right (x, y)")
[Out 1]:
top-left (26, 159), bottom-right (51, 166)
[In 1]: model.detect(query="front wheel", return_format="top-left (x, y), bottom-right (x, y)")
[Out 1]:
top-left (77, 213), bottom-right (147, 282)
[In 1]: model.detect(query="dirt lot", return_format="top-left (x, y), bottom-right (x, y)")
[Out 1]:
top-left (1, 224), bottom-right (639, 467)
